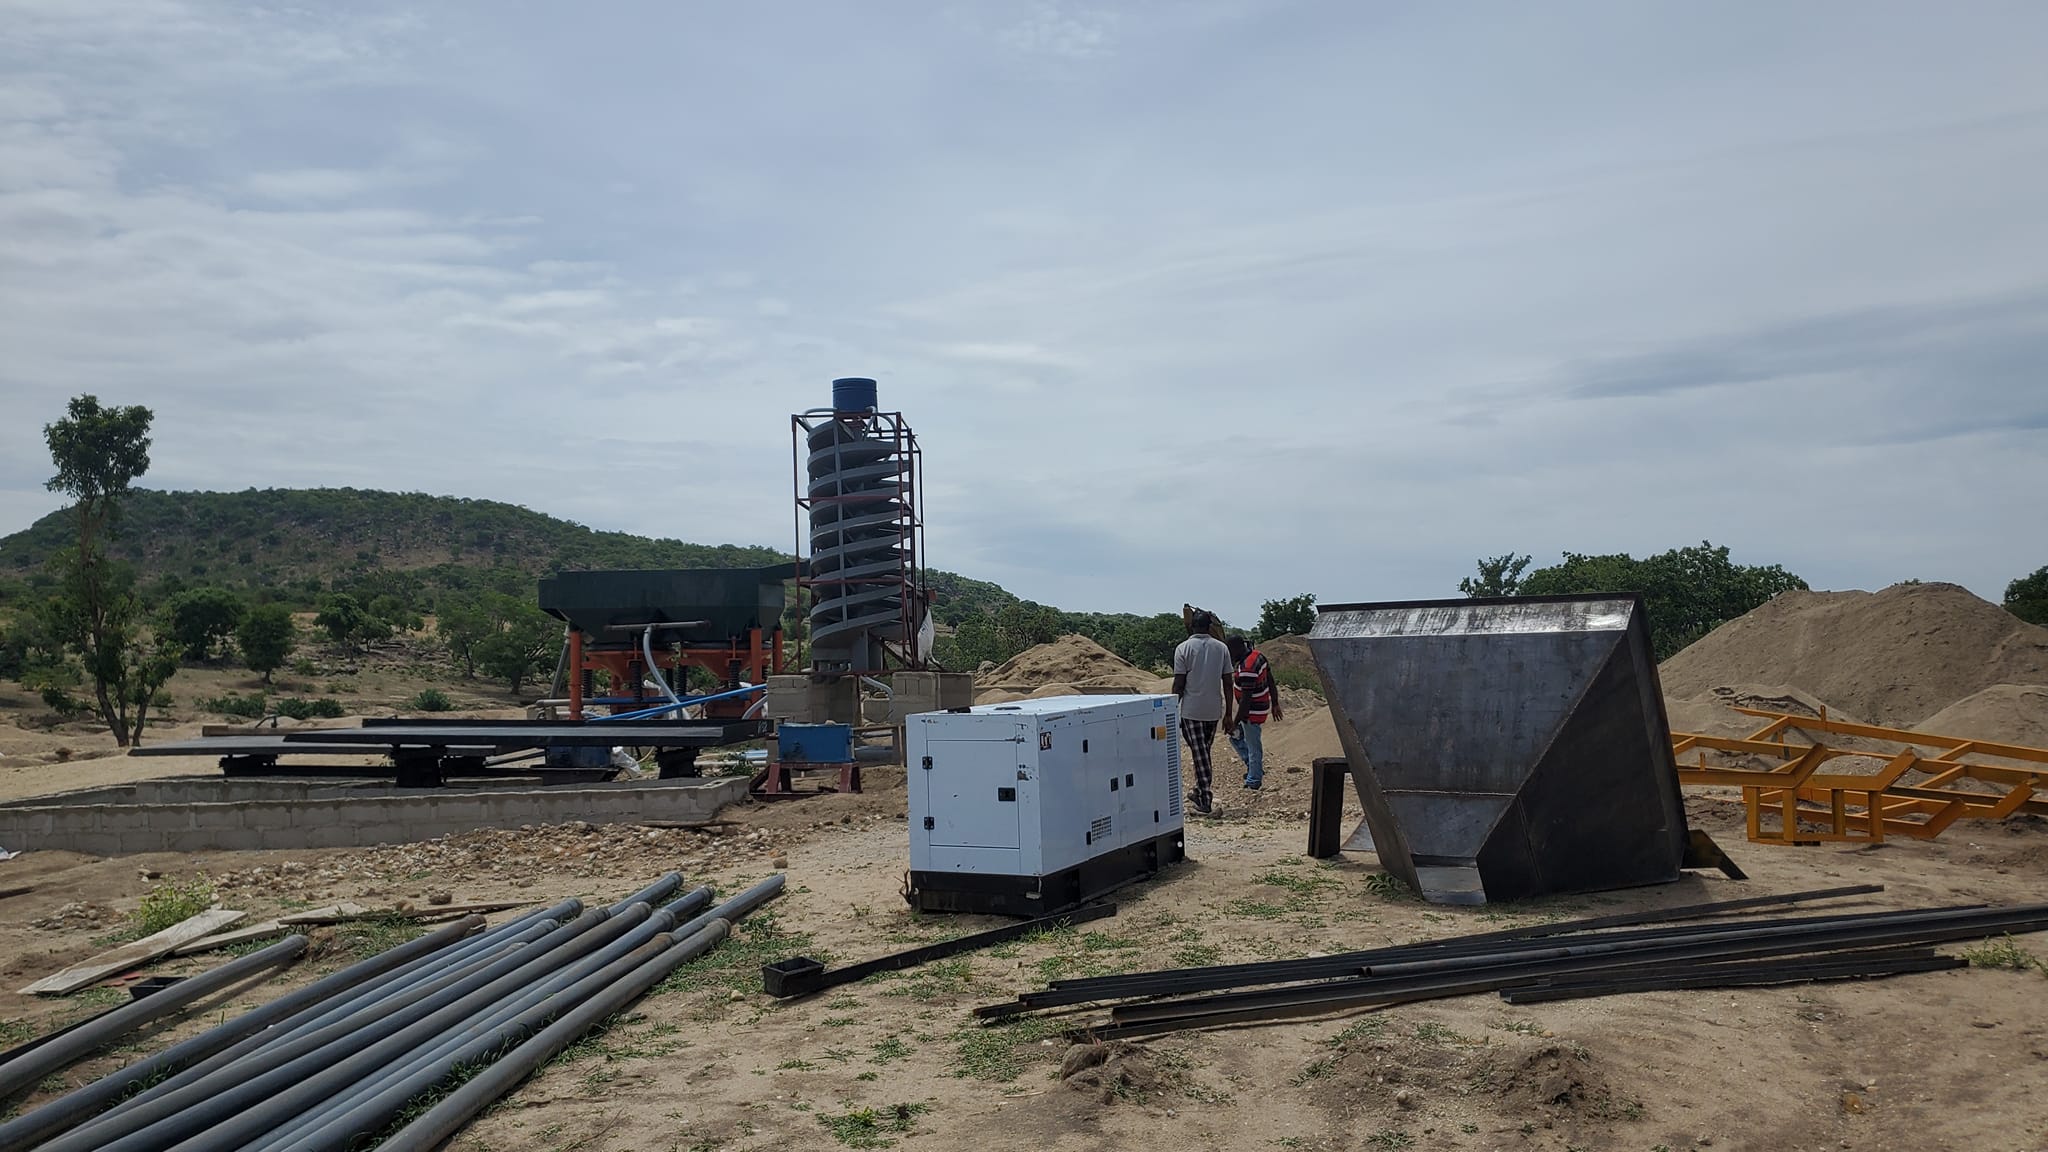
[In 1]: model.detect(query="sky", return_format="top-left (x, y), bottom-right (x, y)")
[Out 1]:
top-left (3, 1), bottom-right (2045, 623)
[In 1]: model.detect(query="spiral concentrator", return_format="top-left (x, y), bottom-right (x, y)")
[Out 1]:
top-left (794, 378), bottom-right (928, 676)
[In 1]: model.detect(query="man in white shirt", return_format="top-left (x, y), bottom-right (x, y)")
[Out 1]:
top-left (1172, 610), bottom-right (1234, 816)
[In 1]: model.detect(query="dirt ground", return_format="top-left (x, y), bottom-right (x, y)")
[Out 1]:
top-left (2, 714), bottom-right (2046, 1152)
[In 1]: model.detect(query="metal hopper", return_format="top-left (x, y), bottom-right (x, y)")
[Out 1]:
top-left (1307, 594), bottom-right (1699, 905)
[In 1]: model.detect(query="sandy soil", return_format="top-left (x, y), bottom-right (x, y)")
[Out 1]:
top-left (2, 767), bottom-right (2044, 1152)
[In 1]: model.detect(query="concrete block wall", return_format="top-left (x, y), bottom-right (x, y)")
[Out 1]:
top-left (0, 777), bottom-right (748, 856)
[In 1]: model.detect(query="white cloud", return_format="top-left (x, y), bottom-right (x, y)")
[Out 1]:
top-left (2, 1), bottom-right (2045, 624)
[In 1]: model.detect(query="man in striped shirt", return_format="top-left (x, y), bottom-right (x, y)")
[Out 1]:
top-left (1225, 634), bottom-right (1284, 790)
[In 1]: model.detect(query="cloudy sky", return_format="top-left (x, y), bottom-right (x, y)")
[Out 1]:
top-left (3, 1), bottom-right (2045, 622)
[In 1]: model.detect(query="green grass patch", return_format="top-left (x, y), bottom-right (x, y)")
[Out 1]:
top-left (816, 1102), bottom-right (930, 1148)
top-left (1224, 898), bottom-right (1287, 919)
top-left (1173, 943), bottom-right (1222, 968)
top-left (879, 957), bottom-right (975, 1000)
top-left (1361, 873), bottom-right (1416, 901)
top-left (1962, 936), bottom-right (2042, 971)
top-left (870, 1036), bottom-right (911, 1064)
top-left (1328, 1017), bottom-right (1386, 1048)
top-left (952, 1016), bottom-right (1060, 1082)
top-left (1411, 1021), bottom-right (1467, 1046)
top-left (326, 915), bottom-right (426, 964)
top-left (656, 909), bottom-right (814, 998)
top-left (1366, 1131), bottom-right (1414, 1150)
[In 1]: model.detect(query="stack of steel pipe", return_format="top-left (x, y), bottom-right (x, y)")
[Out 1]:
top-left (969, 887), bottom-right (2048, 1042)
top-left (0, 871), bottom-right (785, 1152)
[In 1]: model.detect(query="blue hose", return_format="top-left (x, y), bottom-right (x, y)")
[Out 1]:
top-left (590, 682), bottom-right (765, 723)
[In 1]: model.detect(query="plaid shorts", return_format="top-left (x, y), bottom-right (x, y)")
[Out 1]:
top-left (1179, 718), bottom-right (1218, 811)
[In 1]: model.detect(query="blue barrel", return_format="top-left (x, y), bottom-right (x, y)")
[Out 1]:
top-left (831, 377), bottom-right (878, 413)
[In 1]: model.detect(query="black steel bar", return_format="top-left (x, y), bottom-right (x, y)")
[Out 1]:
top-left (0, 916), bottom-right (482, 1152)
top-left (1499, 953), bottom-right (1965, 1004)
top-left (1092, 908), bottom-right (2048, 1032)
top-left (763, 904), bottom-right (1116, 998)
top-left (984, 895), bottom-right (1919, 1017)
top-left (1038, 885), bottom-right (1886, 995)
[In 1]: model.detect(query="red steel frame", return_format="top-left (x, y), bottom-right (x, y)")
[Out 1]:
top-left (565, 626), bottom-right (785, 721)
top-left (790, 407), bottom-right (929, 676)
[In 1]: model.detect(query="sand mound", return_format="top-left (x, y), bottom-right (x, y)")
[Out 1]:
top-left (1658, 583), bottom-right (2048, 726)
top-left (1257, 633), bottom-right (1314, 678)
top-left (974, 689), bottom-right (1028, 705)
top-left (1262, 704), bottom-right (1344, 768)
top-left (1662, 683), bottom-right (1852, 739)
top-left (983, 635), bottom-right (1158, 694)
top-left (1915, 683), bottom-right (2048, 748)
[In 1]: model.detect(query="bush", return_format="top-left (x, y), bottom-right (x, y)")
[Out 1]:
top-left (134, 878), bottom-right (216, 936)
top-left (200, 691), bottom-right (269, 719)
top-left (275, 697), bottom-right (346, 720)
top-left (1274, 666), bottom-right (1324, 697)
top-left (409, 688), bottom-right (454, 712)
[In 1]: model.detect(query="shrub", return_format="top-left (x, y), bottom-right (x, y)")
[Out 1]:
top-left (134, 878), bottom-right (216, 936)
top-left (409, 688), bottom-right (454, 713)
top-left (275, 697), bottom-right (346, 721)
top-left (200, 692), bottom-right (269, 719)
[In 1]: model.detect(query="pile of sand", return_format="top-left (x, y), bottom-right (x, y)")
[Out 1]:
top-left (1914, 684), bottom-right (2048, 748)
top-left (980, 635), bottom-right (1167, 695)
top-left (1658, 583), bottom-right (2048, 727)
top-left (1256, 634), bottom-right (1314, 679)
top-left (1662, 683), bottom-right (1854, 740)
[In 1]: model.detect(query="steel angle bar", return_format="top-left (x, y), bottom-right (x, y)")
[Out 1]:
top-left (764, 903), bottom-right (1115, 998)
top-left (1098, 908), bottom-right (2048, 1028)
top-left (1035, 886), bottom-right (1885, 997)
top-left (991, 897), bottom-right (1930, 1016)
top-left (1500, 954), bottom-right (1964, 1004)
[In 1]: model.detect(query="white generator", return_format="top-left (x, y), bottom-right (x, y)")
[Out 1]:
top-left (905, 694), bottom-right (1187, 916)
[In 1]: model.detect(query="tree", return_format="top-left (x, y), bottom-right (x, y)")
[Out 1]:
top-left (166, 587), bottom-right (247, 661)
top-left (474, 597), bottom-right (559, 695)
top-left (41, 394), bottom-right (170, 746)
top-left (1458, 554), bottom-right (1531, 598)
top-left (1256, 593), bottom-right (1317, 640)
top-left (314, 593), bottom-right (390, 650)
top-left (2006, 565), bottom-right (2048, 627)
top-left (368, 594), bottom-right (423, 634)
top-left (1518, 541), bottom-right (1806, 660)
top-left (237, 603), bottom-right (297, 684)
top-left (434, 595), bottom-right (494, 677)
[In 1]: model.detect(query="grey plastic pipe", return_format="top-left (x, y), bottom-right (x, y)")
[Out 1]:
top-left (130, 906), bottom-right (660, 1152)
top-left (380, 920), bottom-right (737, 1152)
top-left (255, 887), bottom-right (713, 1150)
top-left (46, 909), bottom-right (615, 1152)
top-left (0, 936), bottom-right (306, 1101)
top-left (276, 934), bottom-right (688, 1152)
top-left (92, 916), bottom-right (564, 1129)
top-left (0, 916), bottom-right (481, 1152)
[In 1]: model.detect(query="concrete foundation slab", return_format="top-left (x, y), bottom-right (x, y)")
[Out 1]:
top-left (0, 776), bottom-right (747, 856)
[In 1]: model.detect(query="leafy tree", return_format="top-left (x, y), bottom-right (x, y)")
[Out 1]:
top-left (367, 593), bottom-right (424, 634)
top-left (1256, 593), bottom-right (1317, 640)
top-left (314, 593), bottom-right (390, 650)
top-left (434, 595), bottom-right (495, 677)
top-left (474, 597), bottom-right (560, 695)
top-left (1458, 554), bottom-right (1531, 598)
top-left (40, 395), bottom-right (174, 745)
top-left (1518, 541), bottom-right (1806, 660)
top-left (166, 586), bottom-right (247, 661)
top-left (237, 603), bottom-right (297, 684)
top-left (2006, 565), bottom-right (2048, 627)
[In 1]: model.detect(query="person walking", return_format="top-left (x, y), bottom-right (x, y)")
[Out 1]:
top-left (1225, 634), bottom-right (1284, 790)
top-left (1172, 610), bottom-right (1234, 816)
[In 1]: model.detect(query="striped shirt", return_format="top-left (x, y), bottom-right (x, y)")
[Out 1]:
top-left (1234, 650), bottom-right (1274, 723)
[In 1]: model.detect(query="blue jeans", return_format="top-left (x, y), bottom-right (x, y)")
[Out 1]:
top-left (1229, 721), bottom-right (1265, 786)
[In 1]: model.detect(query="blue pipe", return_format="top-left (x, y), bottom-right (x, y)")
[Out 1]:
top-left (591, 682), bottom-right (765, 723)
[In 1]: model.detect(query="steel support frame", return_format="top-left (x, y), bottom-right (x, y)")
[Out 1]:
top-left (1673, 709), bottom-right (2048, 844)
top-left (790, 407), bottom-right (928, 678)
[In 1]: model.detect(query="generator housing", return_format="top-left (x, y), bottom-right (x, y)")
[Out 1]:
top-left (905, 695), bottom-right (1187, 916)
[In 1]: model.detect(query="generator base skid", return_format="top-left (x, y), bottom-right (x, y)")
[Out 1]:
top-left (910, 829), bottom-right (1185, 916)
top-left (906, 694), bottom-right (1188, 918)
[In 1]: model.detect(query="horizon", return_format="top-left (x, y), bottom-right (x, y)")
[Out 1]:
top-left (4, 3), bottom-right (2044, 622)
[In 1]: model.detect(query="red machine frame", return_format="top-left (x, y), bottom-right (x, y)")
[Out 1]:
top-left (565, 626), bottom-right (785, 721)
